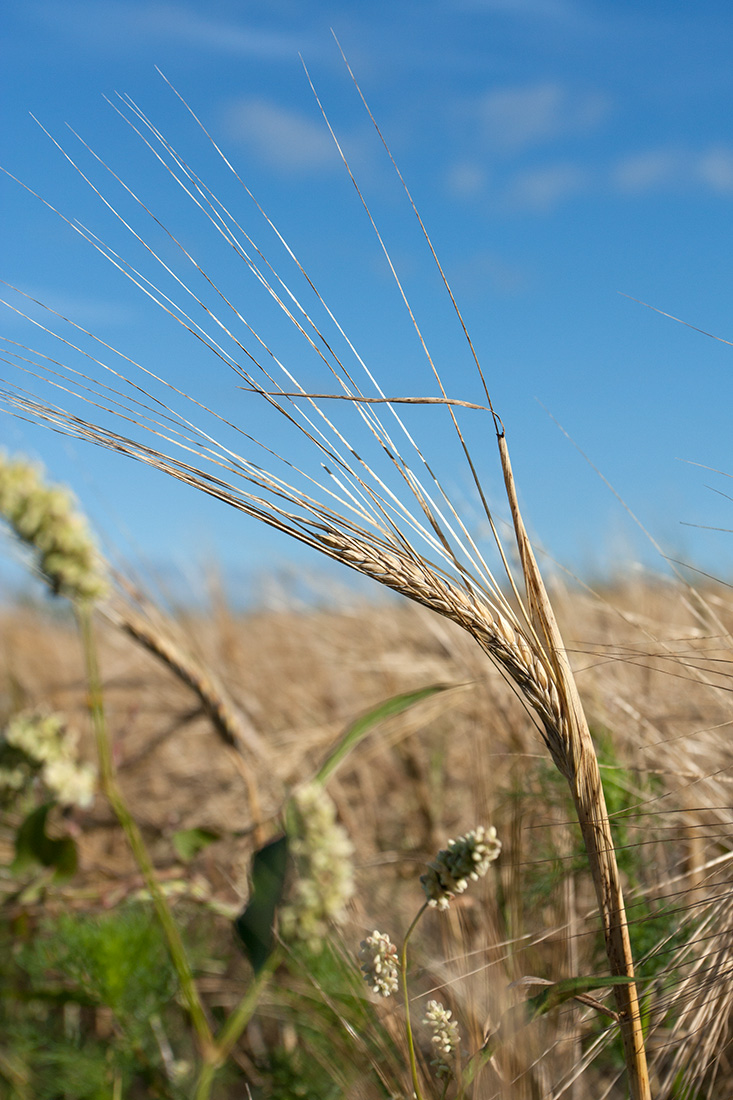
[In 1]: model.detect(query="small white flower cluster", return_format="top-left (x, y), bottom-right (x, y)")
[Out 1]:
top-left (1, 712), bottom-right (96, 808)
top-left (0, 453), bottom-right (107, 603)
top-left (359, 930), bottom-right (400, 997)
top-left (0, 765), bottom-right (26, 793)
top-left (423, 999), bottom-right (460, 1080)
top-left (279, 783), bottom-right (355, 952)
top-left (421, 825), bottom-right (501, 910)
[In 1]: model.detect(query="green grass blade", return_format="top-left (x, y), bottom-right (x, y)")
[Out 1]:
top-left (314, 683), bottom-right (455, 787)
top-left (528, 975), bottom-right (634, 1019)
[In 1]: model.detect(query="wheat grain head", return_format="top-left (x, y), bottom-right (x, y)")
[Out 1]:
top-left (0, 56), bottom-right (652, 1097)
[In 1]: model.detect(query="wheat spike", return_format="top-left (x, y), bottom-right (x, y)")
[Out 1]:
top-left (0, 63), bottom-right (652, 1097)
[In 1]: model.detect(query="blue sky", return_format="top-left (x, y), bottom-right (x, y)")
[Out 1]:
top-left (3, 1), bottom-right (733, 598)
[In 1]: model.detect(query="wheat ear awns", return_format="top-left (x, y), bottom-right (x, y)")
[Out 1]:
top-left (0, 57), bottom-right (651, 1094)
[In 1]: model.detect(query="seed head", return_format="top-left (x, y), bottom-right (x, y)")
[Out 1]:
top-left (0, 453), bottom-right (107, 603)
top-left (359, 930), bottom-right (400, 997)
top-left (279, 782), bottom-right (355, 952)
top-left (421, 825), bottom-right (501, 910)
top-left (3, 711), bottom-right (96, 808)
top-left (424, 999), bottom-right (460, 1079)
top-left (42, 756), bottom-right (97, 809)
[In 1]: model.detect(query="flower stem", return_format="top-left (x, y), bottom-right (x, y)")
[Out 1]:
top-left (193, 949), bottom-right (281, 1100)
top-left (401, 902), bottom-right (428, 1100)
top-left (76, 605), bottom-right (216, 1060)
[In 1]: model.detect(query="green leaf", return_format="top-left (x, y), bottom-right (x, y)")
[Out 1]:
top-left (463, 1041), bottom-right (498, 1087)
top-left (12, 802), bottom-right (78, 881)
top-left (314, 683), bottom-right (455, 786)
top-left (527, 975), bottom-right (634, 1019)
top-left (234, 834), bottom-right (289, 973)
top-left (172, 827), bottom-right (219, 862)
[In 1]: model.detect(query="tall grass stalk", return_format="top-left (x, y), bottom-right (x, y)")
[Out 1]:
top-left (400, 903), bottom-right (429, 1100)
top-left (1, 51), bottom-right (653, 1096)
top-left (192, 950), bottom-right (280, 1100)
top-left (0, 448), bottom-right (280, 1091)
top-left (80, 599), bottom-right (282, 1096)
top-left (76, 603), bottom-right (216, 1062)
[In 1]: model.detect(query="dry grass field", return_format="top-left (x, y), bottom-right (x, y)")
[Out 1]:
top-left (1, 52), bottom-right (731, 1098)
top-left (3, 572), bottom-right (733, 1098)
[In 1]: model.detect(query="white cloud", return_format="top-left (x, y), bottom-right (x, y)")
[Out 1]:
top-left (478, 82), bottom-right (610, 153)
top-left (613, 149), bottom-right (686, 193)
top-left (446, 161), bottom-right (489, 198)
top-left (223, 98), bottom-right (339, 174)
top-left (447, 140), bottom-right (733, 216)
top-left (145, 5), bottom-right (311, 58)
top-left (0, 288), bottom-right (131, 333)
top-left (698, 146), bottom-right (733, 193)
top-left (449, 249), bottom-right (528, 295)
top-left (612, 144), bottom-right (733, 196)
top-left (506, 162), bottom-right (588, 211)
top-left (30, 1), bottom-right (313, 59)
top-left (455, 0), bottom-right (585, 22)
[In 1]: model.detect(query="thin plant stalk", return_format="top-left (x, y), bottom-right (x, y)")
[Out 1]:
top-left (79, 603), bottom-right (281, 1096)
top-left (400, 902), bottom-right (428, 1100)
top-left (193, 948), bottom-right (281, 1100)
top-left (76, 603), bottom-right (217, 1062)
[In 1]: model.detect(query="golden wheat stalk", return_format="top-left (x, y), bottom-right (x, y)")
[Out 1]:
top-left (104, 597), bottom-right (265, 760)
top-left (1, 59), bottom-right (651, 1096)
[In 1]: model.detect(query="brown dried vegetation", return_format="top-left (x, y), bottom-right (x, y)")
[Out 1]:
top-left (3, 572), bottom-right (733, 1097)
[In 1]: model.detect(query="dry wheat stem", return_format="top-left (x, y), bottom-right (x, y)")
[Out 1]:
top-left (102, 598), bottom-right (267, 829)
top-left (104, 599), bottom-right (265, 761)
top-left (496, 432), bottom-right (650, 1098)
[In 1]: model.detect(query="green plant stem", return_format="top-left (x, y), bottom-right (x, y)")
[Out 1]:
top-left (216, 946), bottom-right (281, 1059)
top-left (193, 949), bottom-right (281, 1100)
top-left (401, 902), bottom-right (428, 1100)
top-left (76, 605), bottom-right (216, 1061)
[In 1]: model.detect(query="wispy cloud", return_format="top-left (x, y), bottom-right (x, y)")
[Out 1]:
top-left (478, 81), bottom-right (610, 153)
top-left (447, 156), bottom-right (588, 211)
top-left (0, 287), bottom-right (132, 332)
top-left (613, 149), bottom-right (687, 193)
top-left (698, 146), bottom-right (733, 192)
top-left (448, 140), bottom-right (733, 214)
top-left (455, 0), bottom-right (586, 23)
top-left (445, 161), bottom-right (489, 198)
top-left (223, 97), bottom-right (341, 174)
top-left (506, 162), bottom-right (588, 210)
top-left (449, 249), bottom-right (528, 296)
top-left (613, 144), bottom-right (733, 195)
top-left (29, 1), bottom-right (313, 59)
top-left (143, 4), bottom-right (312, 58)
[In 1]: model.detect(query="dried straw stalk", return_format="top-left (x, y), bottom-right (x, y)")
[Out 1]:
top-left (104, 598), bottom-right (265, 760)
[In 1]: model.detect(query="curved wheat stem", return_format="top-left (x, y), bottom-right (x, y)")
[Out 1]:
top-left (104, 599), bottom-right (265, 760)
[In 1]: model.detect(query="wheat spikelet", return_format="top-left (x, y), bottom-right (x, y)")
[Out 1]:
top-left (105, 600), bottom-right (265, 760)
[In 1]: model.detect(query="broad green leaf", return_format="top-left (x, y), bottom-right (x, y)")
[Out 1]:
top-left (314, 683), bottom-right (455, 786)
top-left (172, 827), bottom-right (219, 862)
top-left (12, 802), bottom-right (78, 881)
top-left (234, 834), bottom-right (289, 973)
